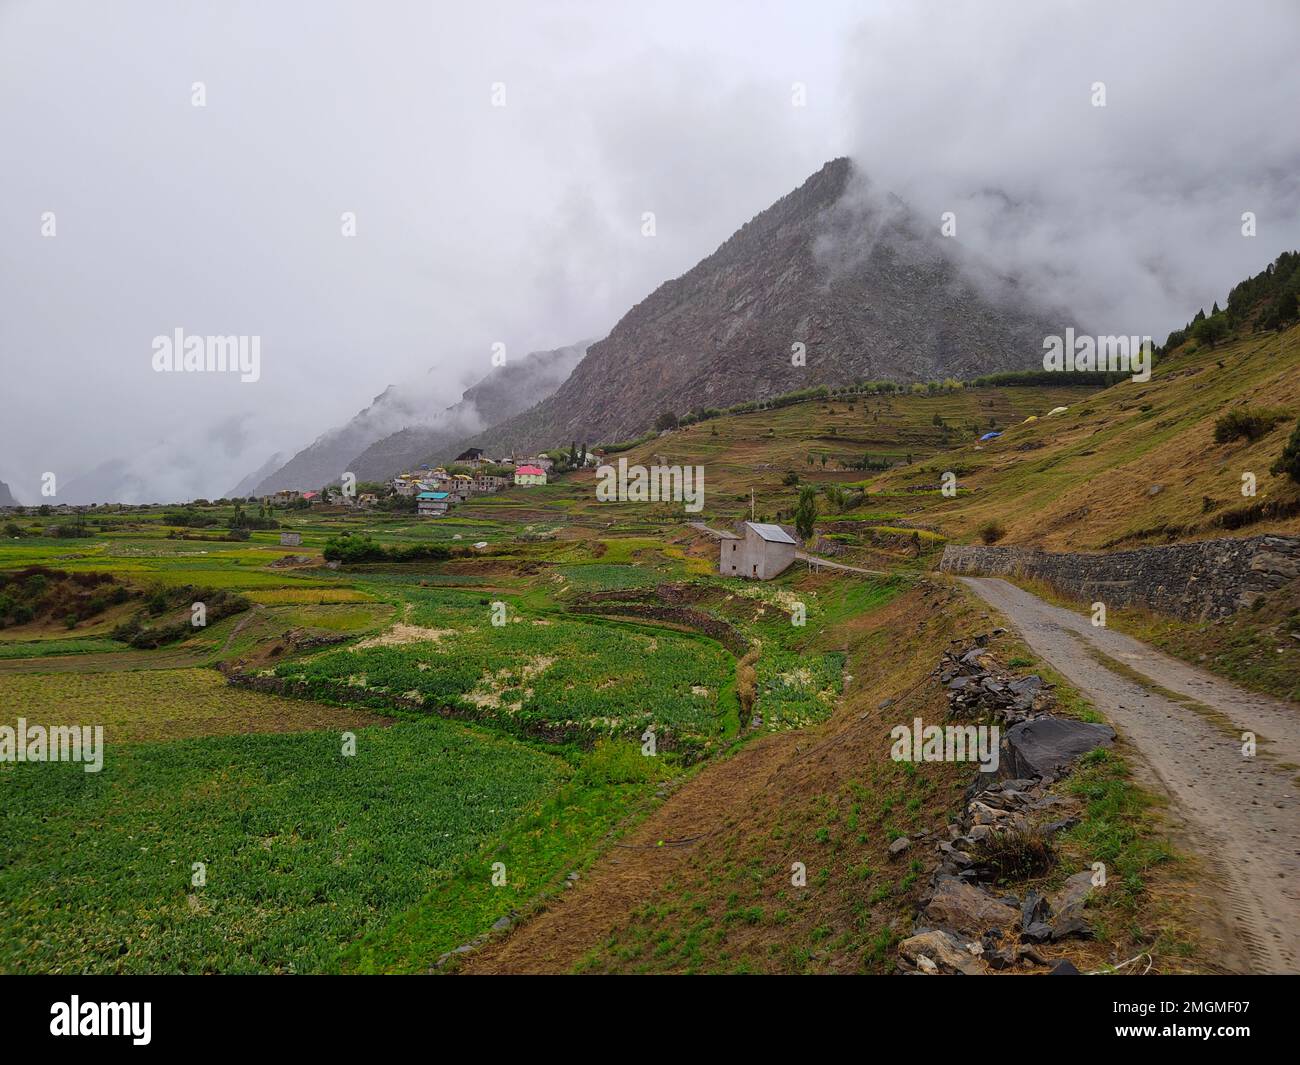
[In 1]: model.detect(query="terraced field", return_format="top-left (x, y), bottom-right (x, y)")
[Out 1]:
top-left (3, 667), bottom-right (388, 743)
top-left (871, 326), bottom-right (1300, 549)
top-left (273, 586), bottom-right (740, 751)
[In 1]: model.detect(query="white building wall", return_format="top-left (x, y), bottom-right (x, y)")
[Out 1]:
top-left (719, 537), bottom-right (742, 575)
top-left (718, 530), bottom-right (795, 580)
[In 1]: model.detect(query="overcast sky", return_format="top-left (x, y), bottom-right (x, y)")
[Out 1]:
top-left (1, 0), bottom-right (1297, 503)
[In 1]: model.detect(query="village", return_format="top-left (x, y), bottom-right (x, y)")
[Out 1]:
top-left (262, 447), bottom-right (591, 518)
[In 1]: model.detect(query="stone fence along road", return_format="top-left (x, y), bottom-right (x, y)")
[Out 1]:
top-left (940, 535), bottom-right (1300, 620)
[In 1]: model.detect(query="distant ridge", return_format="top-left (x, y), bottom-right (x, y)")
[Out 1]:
top-left (251, 341), bottom-right (590, 493)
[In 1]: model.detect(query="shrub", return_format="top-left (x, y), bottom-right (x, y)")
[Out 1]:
top-left (972, 829), bottom-right (1056, 882)
top-left (978, 520), bottom-right (1006, 544)
top-left (1213, 407), bottom-right (1290, 444)
top-left (1271, 419), bottom-right (1300, 484)
top-left (124, 586), bottom-right (250, 647)
top-left (1191, 311), bottom-right (1230, 348)
top-left (794, 486), bottom-right (818, 541)
top-left (322, 534), bottom-right (453, 565)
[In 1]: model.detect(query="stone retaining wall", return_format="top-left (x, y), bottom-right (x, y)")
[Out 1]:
top-left (939, 535), bottom-right (1300, 619)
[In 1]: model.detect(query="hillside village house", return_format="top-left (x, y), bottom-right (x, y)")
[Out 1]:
top-left (455, 448), bottom-right (489, 468)
top-left (718, 522), bottom-right (797, 580)
top-left (417, 491), bottom-right (451, 516)
top-left (269, 489), bottom-right (300, 507)
top-left (472, 473), bottom-right (508, 493)
top-left (514, 464), bottom-right (547, 486)
top-left (279, 531), bottom-right (302, 547)
top-left (525, 455), bottom-right (554, 472)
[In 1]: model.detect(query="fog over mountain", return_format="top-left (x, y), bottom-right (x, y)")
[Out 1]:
top-left (250, 339), bottom-right (590, 493)
top-left (1, 1), bottom-right (1296, 504)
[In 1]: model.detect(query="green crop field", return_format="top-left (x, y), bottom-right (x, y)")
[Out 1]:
top-left (0, 720), bottom-right (560, 973)
top-left (274, 586), bottom-right (740, 749)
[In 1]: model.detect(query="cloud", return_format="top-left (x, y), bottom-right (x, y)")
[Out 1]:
top-left (837, 0), bottom-right (1300, 337)
top-left (1, 1), bottom-right (1294, 503)
top-left (0, 0), bottom-right (846, 502)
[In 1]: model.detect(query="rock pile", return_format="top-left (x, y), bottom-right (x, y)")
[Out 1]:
top-left (898, 633), bottom-right (1116, 975)
top-left (939, 631), bottom-right (1050, 727)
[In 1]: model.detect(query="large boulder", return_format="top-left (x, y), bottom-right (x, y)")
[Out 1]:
top-left (898, 929), bottom-right (987, 975)
top-left (924, 876), bottom-right (1019, 935)
top-left (999, 717), bottom-right (1115, 782)
top-left (1049, 870), bottom-right (1098, 940)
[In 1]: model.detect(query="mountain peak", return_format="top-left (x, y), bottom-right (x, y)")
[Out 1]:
top-left (458, 157), bottom-right (1063, 455)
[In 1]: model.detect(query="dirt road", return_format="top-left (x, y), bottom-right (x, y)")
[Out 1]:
top-left (960, 576), bottom-right (1300, 974)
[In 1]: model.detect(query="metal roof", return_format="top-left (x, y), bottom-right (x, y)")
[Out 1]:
top-left (745, 521), bottom-right (796, 544)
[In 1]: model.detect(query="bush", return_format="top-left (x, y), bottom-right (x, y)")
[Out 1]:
top-left (781, 471), bottom-right (800, 486)
top-left (162, 507), bottom-right (220, 528)
top-left (1213, 407), bottom-right (1290, 444)
top-left (322, 534), bottom-right (453, 565)
top-left (122, 586), bottom-right (250, 648)
top-left (972, 828), bottom-right (1056, 881)
top-left (978, 520), bottom-right (1006, 544)
top-left (1191, 311), bottom-right (1230, 348)
top-left (794, 486), bottom-right (818, 541)
top-left (1271, 419), bottom-right (1300, 484)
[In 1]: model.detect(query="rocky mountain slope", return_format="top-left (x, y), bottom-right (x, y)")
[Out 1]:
top-left (349, 341), bottom-right (589, 479)
top-left (252, 341), bottom-right (588, 493)
top-left (457, 157), bottom-right (1065, 456)
top-left (0, 479), bottom-right (17, 507)
top-left (226, 452), bottom-right (285, 499)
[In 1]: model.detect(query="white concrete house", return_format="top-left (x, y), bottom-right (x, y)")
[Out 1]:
top-left (719, 522), bottom-right (797, 580)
